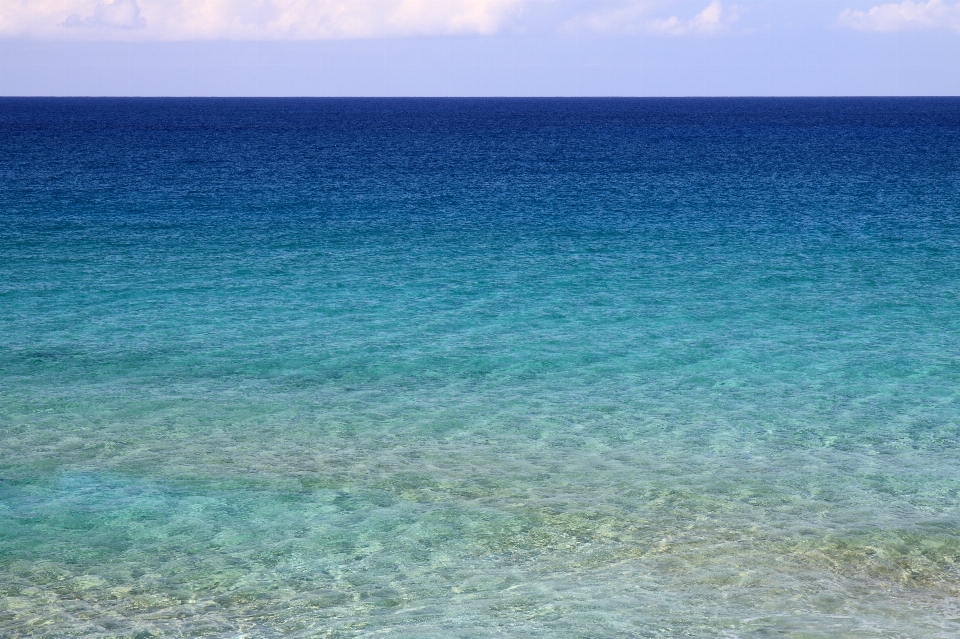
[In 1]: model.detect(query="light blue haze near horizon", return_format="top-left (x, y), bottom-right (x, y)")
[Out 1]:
top-left (1, 0), bottom-right (959, 96)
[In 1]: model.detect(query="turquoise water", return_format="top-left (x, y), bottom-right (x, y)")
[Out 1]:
top-left (2, 98), bottom-right (960, 637)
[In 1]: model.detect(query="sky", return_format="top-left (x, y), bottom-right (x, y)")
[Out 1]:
top-left (0, 0), bottom-right (958, 96)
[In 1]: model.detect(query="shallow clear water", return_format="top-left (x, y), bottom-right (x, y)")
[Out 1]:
top-left (2, 98), bottom-right (960, 637)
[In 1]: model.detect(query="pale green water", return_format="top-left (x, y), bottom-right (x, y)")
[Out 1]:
top-left (2, 98), bottom-right (960, 637)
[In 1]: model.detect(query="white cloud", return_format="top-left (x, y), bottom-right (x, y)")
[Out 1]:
top-left (63, 0), bottom-right (145, 30)
top-left (650, 0), bottom-right (735, 34)
top-left (838, 0), bottom-right (960, 32)
top-left (562, 0), bottom-right (736, 35)
top-left (0, 0), bottom-right (528, 40)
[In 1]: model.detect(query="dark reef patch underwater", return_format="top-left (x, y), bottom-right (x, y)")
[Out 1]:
top-left (2, 97), bottom-right (960, 637)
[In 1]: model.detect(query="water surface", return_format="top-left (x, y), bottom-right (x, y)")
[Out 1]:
top-left (2, 98), bottom-right (960, 637)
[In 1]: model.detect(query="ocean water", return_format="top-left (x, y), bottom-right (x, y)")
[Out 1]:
top-left (1, 97), bottom-right (960, 638)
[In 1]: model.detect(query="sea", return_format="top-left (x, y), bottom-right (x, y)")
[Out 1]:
top-left (2, 98), bottom-right (960, 638)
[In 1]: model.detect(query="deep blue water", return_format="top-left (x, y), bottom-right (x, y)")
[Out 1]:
top-left (2, 98), bottom-right (960, 637)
